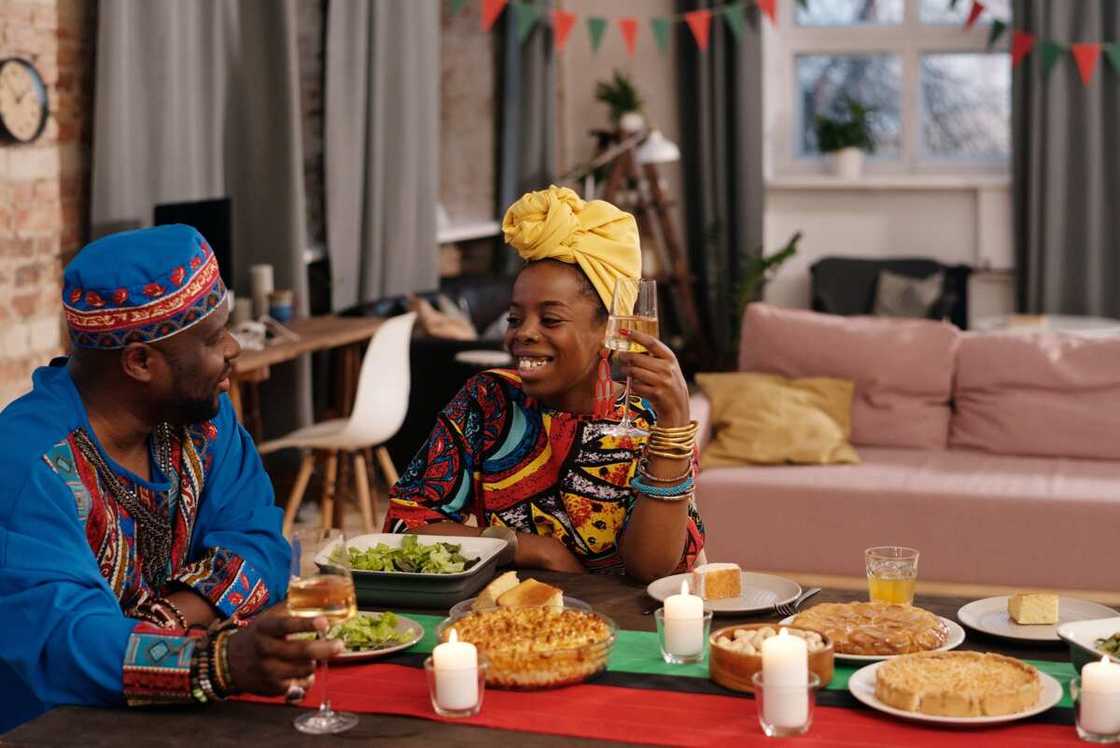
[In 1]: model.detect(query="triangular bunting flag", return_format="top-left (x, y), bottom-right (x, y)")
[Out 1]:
top-left (650, 17), bottom-right (671, 53)
top-left (481, 0), bottom-right (507, 32)
top-left (618, 18), bottom-right (639, 57)
top-left (1071, 42), bottom-right (1101, 86)
top-left (1106, 42), bottom-right (1120, 75)
top-left (1040, 40), bottom-right (1065, 79)
top-left (965, 1), bottom-right (985, 31)
top-left (758, 0), bottom-right (777, 26)
top-left (512, 2), bottom-right (538, 42)
top-left (551, 10), bottom-right (577, 52)
top-left (587, 17), bottom-right (608, 53)
top-left (795, 0), bottom-right (808, 8)
top-left (987, 19), bottom-right (1007, 49)
top-left (684, 9), bottom-right (712, 51)
top-left (724, 1), bottom-right (747, 41)
top-left (1011, 30), bottom-right (1036, 68)
top-left (449, 0), bottom-right (468, 16)
top-left (949, 0), bottom-right (961, 7)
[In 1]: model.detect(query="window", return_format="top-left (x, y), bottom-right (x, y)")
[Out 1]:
top-left (771, 0), bottom-right (1011, 174)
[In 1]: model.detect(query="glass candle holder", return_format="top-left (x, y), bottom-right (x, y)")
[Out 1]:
top-left (423, 656), bottom-right (489, 718)
top-left (752, 671), bottom-right (821, 738)
top-left (654, 608), bottom-right (713, 664)
top-left (1072, 676), bottom-right (1120, 743)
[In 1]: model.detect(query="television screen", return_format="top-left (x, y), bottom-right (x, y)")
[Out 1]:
top-left (153, 198), bottom-right (233, 288)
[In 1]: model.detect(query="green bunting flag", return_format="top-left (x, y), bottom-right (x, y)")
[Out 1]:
top-left (1106, 42), bottom-right (1120, 74)
top-left (723, 1), bottom-right (747, 41)
top-left (795, 0), bottom-right (809, 8)
top-left (449, 0), bottom-right (468, 16)
top-left (512, 2), bottom-right (539, 42)
top-left (650, 17), bottom-right (671, 53)
top-left (1040, 40), bottom-right (1065, 79)
top-left (987, 19), bottom-right (1007, 49)
top-left (587, 16), bottom-right (608, 52)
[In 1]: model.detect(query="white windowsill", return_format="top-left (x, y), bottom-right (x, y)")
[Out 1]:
top-left (438, 220), bottom-right (501, 244)
top-left (767, 175), bottom-right (1010, 191)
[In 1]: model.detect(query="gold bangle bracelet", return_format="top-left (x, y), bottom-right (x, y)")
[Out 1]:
top-left (649, 420), bottom-right (699, 434)
top-left (638, 461), bottom-right (693, 483)
top-left (648, 438), bottom-right (697, 449)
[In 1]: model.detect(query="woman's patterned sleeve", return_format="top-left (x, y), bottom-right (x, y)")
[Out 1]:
top-left (383, 373), bottom-right (509, 532)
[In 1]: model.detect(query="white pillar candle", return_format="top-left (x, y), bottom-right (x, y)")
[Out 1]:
top-left (249, 264), bottom-right (273, 320)
top-left (761, 628), bottom-right (809, 728)
top-left (663, 580), bottom-right (704, 656)
top-left (1081, 656), bottom-right (1120, 735)
top-left (433, 629), bottom-right (478, 711)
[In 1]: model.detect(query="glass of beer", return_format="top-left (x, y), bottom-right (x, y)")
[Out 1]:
top-left (865, 546), bottom-right (919, 605)
top-left (603, 277), bottom-right (659, 437)
top-left (288, 528), bottom-right (358, 734)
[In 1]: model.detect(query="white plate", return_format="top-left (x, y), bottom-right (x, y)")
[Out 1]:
top-left (317, 533), bottom-right (507, 579)
top-left (958, 596), bottom-right (1119, 642)
top-left (449, 595), bottom-right (592, 619)
top-left (848, 660), bottom-right (1063, 725)
top-left (779, 614), bottom-right (966, 662)
top-left (330, 612), bottom-right (424, 662)
top-left (646, 572), bottom-right (800, 613)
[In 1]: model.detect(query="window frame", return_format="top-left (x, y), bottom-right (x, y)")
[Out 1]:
top-left (770, 0), bottom-right (1010, 177)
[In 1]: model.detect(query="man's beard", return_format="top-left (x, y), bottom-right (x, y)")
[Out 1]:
top-left (169, 393), bottom-right (222, 426)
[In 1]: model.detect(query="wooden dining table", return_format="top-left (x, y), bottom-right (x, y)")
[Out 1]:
top-left (3, 573), bottom-right (1082, 747)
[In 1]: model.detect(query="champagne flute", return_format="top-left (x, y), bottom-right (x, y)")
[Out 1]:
top-left (287, 528), bottom-right (359, 735)
top-left (602, 277), bottom-right (659, 437)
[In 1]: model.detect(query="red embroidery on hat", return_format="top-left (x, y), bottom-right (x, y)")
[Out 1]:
top-left (201, 242), bottom-right (211, 253)
top-left (203, 422), bottom-right (218, 440)
top-left (112, 289), bottom-right (129, 305)
top-left (228, 593), bottom-right (244, 607)
top-left (190, 256), bottom-right (202, 269)
top-left (170, 267), bottom-right (186, 287)
top-left (85, 291), bottom-right (105, 308)
top-left (143, 283), bottom-right (165, 298)
top-left (69, 288), bottom-right (82, 304)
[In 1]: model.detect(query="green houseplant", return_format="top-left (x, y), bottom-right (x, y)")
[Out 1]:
top-left (595, 70), bottom-right (644, 131)
top-left (814, 98), bottom-right (875, 179)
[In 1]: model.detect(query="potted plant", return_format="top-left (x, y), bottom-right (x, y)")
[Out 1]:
top-left (595, 70), bottom-right (645, 133)
top-left (814, 98), bottom-right (876, 179)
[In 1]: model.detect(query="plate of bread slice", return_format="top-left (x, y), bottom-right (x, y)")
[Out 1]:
top-left (647, 563), bottom-right (801, 613)
top-left (848, 651), bottom-right (1062, 725)
top-left (449, 571), bottom-right (591, 617)
top-left (958, 594), bottom-right (1118, 642)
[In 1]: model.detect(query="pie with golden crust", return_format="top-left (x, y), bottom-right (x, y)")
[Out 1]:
top-left (442, 606), bottom-right (615, 689)
top-left (875, 651), bottom-right (1041, 717)
top-left (791, 602), bottom-right (948, 656)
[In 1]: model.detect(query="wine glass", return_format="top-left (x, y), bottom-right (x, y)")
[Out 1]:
top-left (602, 277), bottom-right (659, 437)
top-left (288, 528), bottom-right (359, 734)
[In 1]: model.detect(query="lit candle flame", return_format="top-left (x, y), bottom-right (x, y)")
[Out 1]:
top-left (1103, 655), bottom-right (1111, 665)
top-left (449, 628), bottom-right (458, 644)
top-left (779, 628), bottom-right (789, 638)
top-left (680, 579), bottom-right (690, 596)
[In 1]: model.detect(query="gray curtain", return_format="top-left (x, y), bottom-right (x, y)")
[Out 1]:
top-left (1013, 1), bottom-right (1120, 316)
top-left (496, 1), bottom-right (556, 273)
top-left (324, 0), bottom-right (440, 309)
top-left (91, 0), bottom-right (312, 432)
top-left (677, 0), bottom-right (764, 368)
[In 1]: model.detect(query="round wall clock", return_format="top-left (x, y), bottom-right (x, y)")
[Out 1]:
top-left (0, 58), bottom-right (49, 144)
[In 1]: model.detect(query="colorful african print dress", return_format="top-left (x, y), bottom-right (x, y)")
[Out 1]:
top-left (0, 362), bottom-right (289, 731)
top-left (384, 370), bottom-right (705, 573)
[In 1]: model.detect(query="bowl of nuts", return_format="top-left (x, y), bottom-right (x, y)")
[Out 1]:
top-left (708, 623), bottom-right (834, 693)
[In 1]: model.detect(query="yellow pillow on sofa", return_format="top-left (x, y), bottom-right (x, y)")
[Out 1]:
top-left (696, 372), bottom-right (859, 468)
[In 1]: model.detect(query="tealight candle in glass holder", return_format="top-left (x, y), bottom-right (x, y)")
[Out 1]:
top-left (1072, 656), bottom-right (1120, 743)
top-left (752, 671), bottom-right (821, 738)
top-left (426, 629), bottom-right (488, 718)
top-left (655, 581), bottom-right (713, 664)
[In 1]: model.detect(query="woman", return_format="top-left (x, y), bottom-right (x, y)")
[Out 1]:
top-left (384, 186), bottom-right (703, 581)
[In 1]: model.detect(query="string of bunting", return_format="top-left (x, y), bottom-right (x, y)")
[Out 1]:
top-left (958, 0), bottom-right (1120, 86)
top-left (450, 0), bottom-right (808, 53)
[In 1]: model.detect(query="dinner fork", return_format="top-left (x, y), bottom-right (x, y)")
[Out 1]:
top-left (774, 587), bottom-right (821, 618)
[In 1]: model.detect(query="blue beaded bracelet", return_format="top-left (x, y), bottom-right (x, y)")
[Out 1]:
top-left (631, 473), bottom-right (694, 498)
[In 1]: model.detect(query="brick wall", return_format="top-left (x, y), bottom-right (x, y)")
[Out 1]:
top-left (0, 0), bottom-right (95, 408)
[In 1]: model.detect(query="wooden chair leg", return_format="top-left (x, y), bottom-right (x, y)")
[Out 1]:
top-left (321, 451), bottom-right (339, 531)
top-left (282, 451), bottom-right (316, 537)
top-left (374, 446), bottom-right (400, 487)
top-left (352, 451), bottom-right (376, 534)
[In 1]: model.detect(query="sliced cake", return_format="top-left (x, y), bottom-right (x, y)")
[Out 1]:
top-left (691, 563), bottom-right (742, 600)
top-left (1007, 592), bottom-right (1059, 625)
top-left (497, 578), bottom-right (564, 610)
top-left (472, 570), bottom-right (519, 611)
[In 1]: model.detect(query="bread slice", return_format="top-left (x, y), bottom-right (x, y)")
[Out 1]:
top-left (472, 570), bottom-right (519, 611)
top-left (691, 563), bottom-right (742, 600)
top-left (498, 578), bottom-right (563, 610)
top-left (1007, 593), bottom-right (1059, 625)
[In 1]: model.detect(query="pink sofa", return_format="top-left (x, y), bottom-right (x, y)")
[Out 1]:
top-left (694, 304), bottom-right (1120, 590)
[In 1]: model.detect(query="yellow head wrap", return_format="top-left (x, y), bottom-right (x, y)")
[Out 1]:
top-left (502, 185), bottom-right (641, 314)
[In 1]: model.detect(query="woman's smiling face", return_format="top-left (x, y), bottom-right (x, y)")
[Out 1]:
top-left (504, 260), bottom-right (608, 412)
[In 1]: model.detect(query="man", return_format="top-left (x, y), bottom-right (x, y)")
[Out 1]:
top-left (0, 225), bottom-right (339, 732)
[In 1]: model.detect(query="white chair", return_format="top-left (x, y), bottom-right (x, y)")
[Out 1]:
top-left (258, 312), bottom-right (417, 535)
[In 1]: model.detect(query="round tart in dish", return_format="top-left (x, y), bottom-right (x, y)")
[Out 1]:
top-left (792, 601), bottom-right (948, 656)
top-left (439, 606), bottom-right (616, 689)
top-left (874, 651), bottom-right (1041, 717)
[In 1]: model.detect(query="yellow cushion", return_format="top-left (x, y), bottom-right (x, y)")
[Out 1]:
top-left (696, 372), bottom-right (860, 468)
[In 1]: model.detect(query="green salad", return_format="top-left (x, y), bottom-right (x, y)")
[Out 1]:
top-left (348, 534), bottom-right (480, 574)
top-left (329, 612), bottom-right (408, 652)
top-left (1097, 632), bottom-right (1120, 657)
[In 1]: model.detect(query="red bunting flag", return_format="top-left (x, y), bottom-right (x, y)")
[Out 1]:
top-left (1071, 42), bottom-right (1101, 86)
top-left (1011, 30), bottom-right (1036, 68)
top-left (618, 18), bottom-right (639, 57)
top-left (965, 0), bottom-right (985, 30)
top-left (481, 0), bottom-right (508, 32)
top-left (684, 9), bottom-right (712, 51)
top-left (551, 9), bottom-right (577, 52)
top-left (758, 0), bottom-right (777, 25)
